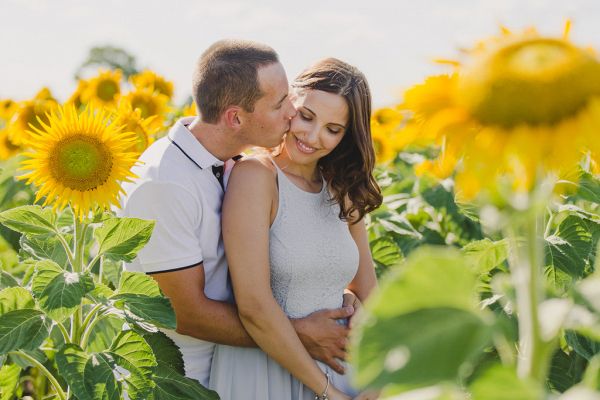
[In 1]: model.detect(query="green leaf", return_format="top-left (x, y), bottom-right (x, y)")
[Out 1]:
top-left (565, 330), bottom-right (600, 361)
top-left (0, 309), bottom-right (52, 354)
top-left (547, 349), bottom-right (575, 393)
top-left (110, 271), bottom-right (176, 329)
top-left (469, 365), bottom-right (544, 400)
top-left (102, 259), bottom-right (123, 287)
top-left (56, 330), bottom-right (156, 400)
top-left (353, 307), bottom-right (492, 388)
top-left (351, 247), bottom-right (493, 388)
top-left (19, 233), bottom-right (73, 270)
top-left (149, 364), bottom-right (221, 400)
top-left (94, 217), bottom-right (154, 262)
top-left (545, 215), bottom-right (592, 293)
top-left (31, 260), bottom-right (95, 323)
top-left (563, 168), bottom-right (600, 205)
top-left (0, 267), bottom-right (18, 290)
top-left (370, 237), bottom-right (403, 277)
top-left (365, 246), bottom-right (479, 317)
top-left (0, 287), bottom-right (35, 315)
top-left (462, 239), bottom-right (509, 274)
top-left (144, 332), bottom-right (220, 399)
top-left (0, 363), bottom-right (21, 400)
top-left (84, 314), bottom-right (123, 353)
top-left (0, 205), bottom-right (57, 238)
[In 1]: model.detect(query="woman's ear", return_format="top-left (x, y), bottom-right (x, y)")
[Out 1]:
top-left (223, 106), bottom-right (242, 130)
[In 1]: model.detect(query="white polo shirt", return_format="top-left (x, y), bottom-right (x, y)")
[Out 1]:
top-left (119, 117), bottom-right (237, 387)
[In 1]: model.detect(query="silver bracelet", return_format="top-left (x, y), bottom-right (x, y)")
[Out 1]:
top-left (315, 372), bottom-right (331, 400)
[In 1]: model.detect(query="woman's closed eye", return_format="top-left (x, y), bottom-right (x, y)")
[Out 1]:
top-left (299, 112), bottom-right (312, 122)
top-left (327, 127), bottom-right (342, 135)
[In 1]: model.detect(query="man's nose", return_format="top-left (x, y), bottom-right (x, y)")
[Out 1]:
top-left (285, 100), bottom-right (297, 119)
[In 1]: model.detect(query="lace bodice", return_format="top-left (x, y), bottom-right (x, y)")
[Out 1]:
top-left (268, 160), bottom-right (359, 319)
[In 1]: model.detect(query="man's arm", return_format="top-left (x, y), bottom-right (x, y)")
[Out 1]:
top-left (149, 263), bottom-right (256, 347)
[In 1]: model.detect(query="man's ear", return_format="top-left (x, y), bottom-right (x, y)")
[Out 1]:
top-left (223, 106), bottom-right (243, 131)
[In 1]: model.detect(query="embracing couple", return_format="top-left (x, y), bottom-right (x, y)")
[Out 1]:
top-left (120, 39), bottom-right (382, 400)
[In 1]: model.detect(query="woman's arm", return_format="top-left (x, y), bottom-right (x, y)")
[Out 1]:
top-left (347, 218), bottom-right (378, 303)
top-left (222, 160), bottom-right (350, 399)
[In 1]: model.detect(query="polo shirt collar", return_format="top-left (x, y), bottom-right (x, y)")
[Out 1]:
top-left (168, 117), bottom-right (224, 169)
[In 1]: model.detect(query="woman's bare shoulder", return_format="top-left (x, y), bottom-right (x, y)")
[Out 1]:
top-left (229, 154), bottom-right (278, 187)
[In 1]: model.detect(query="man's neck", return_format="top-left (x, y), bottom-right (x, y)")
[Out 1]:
top-left (186, 117), bottom-right (246, 162)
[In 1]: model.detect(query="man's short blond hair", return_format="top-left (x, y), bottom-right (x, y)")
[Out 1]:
top-left (192, 39), bottom-right (279, 124)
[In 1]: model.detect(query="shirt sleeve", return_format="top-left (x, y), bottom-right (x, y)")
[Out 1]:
top-left (120, 181), bottom-right (203, 274)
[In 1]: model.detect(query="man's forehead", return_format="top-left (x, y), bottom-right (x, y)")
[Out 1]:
top-left (258, 62), bottom-right (288, 94)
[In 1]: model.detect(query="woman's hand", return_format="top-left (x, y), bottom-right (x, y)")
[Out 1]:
top-left (352, 389), bottom-right (381, 400)
top-left (326, 386), bottom-right (353, 400)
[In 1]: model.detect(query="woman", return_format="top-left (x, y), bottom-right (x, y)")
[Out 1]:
top-left (209, 58), bottom-right (382, 400)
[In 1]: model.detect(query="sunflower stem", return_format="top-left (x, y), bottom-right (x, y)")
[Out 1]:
top-left (510, 207), bottom-right (551, 383)
top-left (56, 232), bottom-right (75, 267)
top-left (70, 215), bottom-right (88, 345)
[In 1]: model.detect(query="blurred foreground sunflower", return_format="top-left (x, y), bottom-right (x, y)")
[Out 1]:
top-left (113, 99), bottom-right (157, 155)
top-left (18, 104), bottom-right (139, 220)
top-left (130, 70), bottom-right (174, 99)
top-left (81, 70), bottom-right (122, 109)
top-left (401, 24), bottom-right (600, 198)
top-left (8, 88), bottom-right (59, 147)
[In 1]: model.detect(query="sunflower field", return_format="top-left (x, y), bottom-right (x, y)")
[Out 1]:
top-left (3, 24), bottom-right (600, 400)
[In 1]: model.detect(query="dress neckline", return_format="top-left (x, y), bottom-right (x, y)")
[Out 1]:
top-left (267, 156), bottom-right (325, 195)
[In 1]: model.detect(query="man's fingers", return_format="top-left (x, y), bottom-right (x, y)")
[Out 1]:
top-left (332, 306), bottom-right (354, 320)
top-left (325, 357), bottom-right (346, 375)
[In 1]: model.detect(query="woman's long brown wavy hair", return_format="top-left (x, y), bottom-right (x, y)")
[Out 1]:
top-left (291, 58), bottom-right (382, 223)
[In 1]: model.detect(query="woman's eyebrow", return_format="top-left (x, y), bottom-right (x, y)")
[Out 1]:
top-left (303, 106), bottom-right (347, 128)
top-left (303, 106), bottom-right (316, 116)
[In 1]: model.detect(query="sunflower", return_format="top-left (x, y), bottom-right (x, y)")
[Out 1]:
top-left (130, 70), bottom-right (174, 99)
top-left (183, 102), bottom-right (197, 117)
top-left (112, 99), bottom-right (157, 155)
top-left (371, 123), bottom-right (399, 164)
top-left (8, 89), bottom-right (59, 147)
top-left (68, 79), bottom-right (89, 110)
top-left (18, 104), bottom-right (139, 220)
top-left (0, 128), bottom-right (21, 161)
top-left (121, 87), bottom-right (170, 131)
top-left (399, 24), bottom-right (600, 199)
top-left (81, 70), bottom-right (122, 109)
top-left (0, 99), bottom-right (18, 122)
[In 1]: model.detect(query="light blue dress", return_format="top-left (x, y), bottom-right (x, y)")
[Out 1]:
top-left (209, 159), bottom-right (360, 400)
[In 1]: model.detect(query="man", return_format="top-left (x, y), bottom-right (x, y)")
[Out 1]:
top-left (119, 39), bottom-right (357, 387)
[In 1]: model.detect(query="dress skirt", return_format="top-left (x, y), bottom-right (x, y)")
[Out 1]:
top-left (209, 344), bottom-right (359, 400)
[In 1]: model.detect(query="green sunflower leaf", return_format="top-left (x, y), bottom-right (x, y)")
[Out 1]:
top-left (145, 332), bottom-right (220, 400)
top-left (461, 238), bottom-right (509, 274)
top-left (370, 237), bottom-right (403, 277)
top-left (0, 309), bottom-right (52, 354)
top-left (56, 330), bottom-right (156, 400)
top-left (0, 287), bottom-right (35, 315)
top-left (102, 258), bottom-right (123, 287)
top-left (545, 215), bottom-right (592, 293)
top-left (8, 348), bottom-right (47, 369)
top-left (351, 247), bottom-right (493, 388)
top-left (565, 330), bottom-right (600, 361)
top-left (31, 260), bottom-right (95, 323)
top-left (110, 271), bottom-right (176, 330)
top-left (547, 349), bottom-right (575, 393)
top-left (468, 365), bottom-right (544, 400)
top-left (19, 233), bottom-right (73, 270)
top-left (94, 217), bottom-right (155, 262)
top-left (84, 314), bottom-right (124, 354)
top-left (0, 205), bottom-right (57, 238)
top-left (0, 363), bottom-right (21, 400)
top-left (0, 268), bottom-right (18, 291)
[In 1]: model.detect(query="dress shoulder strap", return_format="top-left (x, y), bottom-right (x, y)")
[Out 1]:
top-left (267, 155), bottom-right (282, 172)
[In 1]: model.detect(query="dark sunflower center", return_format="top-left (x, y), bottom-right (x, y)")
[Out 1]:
top-left (460, 38), bottom-right (600, 128)
top-left (131, 97), bottom-right (156, 118)
top-left (97, 80), bottom-right (119, 102)
top-left (49, 134), bottom-right (113, 191)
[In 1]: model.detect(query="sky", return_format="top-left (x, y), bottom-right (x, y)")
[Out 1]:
top-left (1, 0), bottom-right (600, 108)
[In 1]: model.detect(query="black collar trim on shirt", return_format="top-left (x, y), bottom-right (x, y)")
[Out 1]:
top-left (146, 261), bottom-right (203, 275)
top-left (168, 136), bottom-right (204, 170)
